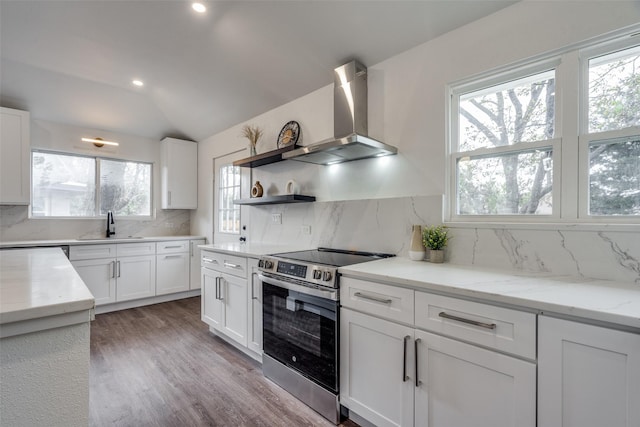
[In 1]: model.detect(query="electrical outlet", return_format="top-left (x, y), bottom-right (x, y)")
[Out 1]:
top-left (301, 225), bottom-right (311, 235)
top-left (271, 213), bottom-right (282, 224)
top-left (165, 222), bottom-right (175, 228)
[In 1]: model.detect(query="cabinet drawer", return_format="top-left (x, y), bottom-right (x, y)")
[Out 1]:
top-left (201, 250), bottom-right (248, 278)
top-left (116, 242), bottom-right (156, 257)
top-left (69, 244), bottom-right (116, 260)
top-left (157, 240), bottom-right (189, 254)
top-left (340, 277), bottom-right (414, 325)
top-left (415, 292), bottom-right (536, 359)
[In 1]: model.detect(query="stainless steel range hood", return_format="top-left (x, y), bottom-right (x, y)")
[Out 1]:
top-left (283, 61), bottom-right (397, 165)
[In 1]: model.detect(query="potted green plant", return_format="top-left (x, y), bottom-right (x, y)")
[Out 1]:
top-left (422, 225), bottom-right (449, 263)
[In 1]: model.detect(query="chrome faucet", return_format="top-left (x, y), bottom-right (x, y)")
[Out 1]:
top-left (106, 211), bottom-right (115, 238)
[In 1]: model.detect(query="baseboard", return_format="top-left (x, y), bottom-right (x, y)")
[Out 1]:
top-left (95, 289), bottom-right (201, 314)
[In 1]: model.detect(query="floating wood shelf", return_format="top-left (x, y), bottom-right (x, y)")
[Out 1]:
top-left (233, 146), bottom-right (297, 168)
top-left (233, 195), bottom-right (316, 206)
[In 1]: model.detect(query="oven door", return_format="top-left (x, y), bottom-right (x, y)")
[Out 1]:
top-left (262, 279), bottom-right (339, 393)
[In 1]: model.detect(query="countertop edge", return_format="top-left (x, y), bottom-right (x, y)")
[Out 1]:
top-left (339, 259), bottom-right (640, 331)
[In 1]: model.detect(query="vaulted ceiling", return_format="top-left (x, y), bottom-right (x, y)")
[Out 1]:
top-left (0, 1), bottom-right (517, 142)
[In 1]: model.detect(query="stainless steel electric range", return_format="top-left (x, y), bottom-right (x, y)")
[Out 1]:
top-left (257, 247), bottom-right (394, 424)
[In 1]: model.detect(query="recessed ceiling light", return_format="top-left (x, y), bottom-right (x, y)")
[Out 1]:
top-left (192, 3), bottom-right (206, 13)
top-left (132, 79), bottom-right (144, 87)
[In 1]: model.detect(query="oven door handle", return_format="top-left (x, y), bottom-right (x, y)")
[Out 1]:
top-left (257, 272), bottom-right (338, 301)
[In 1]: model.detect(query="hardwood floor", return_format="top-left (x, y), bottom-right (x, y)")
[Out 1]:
top-left (90, 297), bottom-right (359, 427)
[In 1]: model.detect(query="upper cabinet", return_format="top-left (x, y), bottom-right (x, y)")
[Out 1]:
top-left (160, 137), bottom-right (197, 209)
top-left (0, 107), bottom-right (30, 205)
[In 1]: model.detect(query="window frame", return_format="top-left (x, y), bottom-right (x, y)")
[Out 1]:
top-left (217, 163), bottom-right (241, 235)
top-left (577, 37), bottom-right (640, 222)
top-left (448, 59), bottom-right (561, 223)
top-left (447, 30), bottom-right (640, 226)
top-left (30, 150), bottom-right (154, 220)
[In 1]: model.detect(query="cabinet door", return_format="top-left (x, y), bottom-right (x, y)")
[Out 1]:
top-left (116, 255), bottom-right (156, 302)
top-left (0, 107), bottom-right (30, 205)
top-left (202, 267), bottom-right (223, 329)
top-left (220, 272), bottom-right (248, 346)
top-left (538, 316), bottom-right (640, 427)
top-left (414, 329), bottom-right (536, 427)
top-left (189, 239), bottom-right (205, 290)
top-left (71, 258), bottom-right (116, 305)
top-left (247, 260), bottom-right (262, 354)
top-left (340, 308), bottom-right (415, 427)
top-left (156, 253), bottom-right (190, 295)
top-left (161, 137), bottom-right (197, 209)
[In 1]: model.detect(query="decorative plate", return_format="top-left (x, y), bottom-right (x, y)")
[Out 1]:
top-left (277, 121), bottom-right (300, 149)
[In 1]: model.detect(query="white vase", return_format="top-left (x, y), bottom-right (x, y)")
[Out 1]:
top-left (409, 225), bottom-right (425, 261)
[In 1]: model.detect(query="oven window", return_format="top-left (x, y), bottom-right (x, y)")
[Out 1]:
top-left (263, 283), bottom-right (338, 393)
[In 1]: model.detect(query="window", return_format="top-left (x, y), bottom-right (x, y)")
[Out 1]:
top-left (449, 32), bottom-right (640, 223)
top-left (452, 67), bottom-right (558, 217)
top-left (583, 43), bottom-right (640, 217)
top-left (31, 151), bottom-right (152, 218)
top-left (218, 164), bottom-right (240, 234)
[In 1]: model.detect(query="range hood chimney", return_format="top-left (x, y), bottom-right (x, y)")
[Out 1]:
top-left (282, 60), bottom-right (397, 165)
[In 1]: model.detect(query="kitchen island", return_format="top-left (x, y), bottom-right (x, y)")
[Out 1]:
top-left (0, 247), bottom-right (95, 427)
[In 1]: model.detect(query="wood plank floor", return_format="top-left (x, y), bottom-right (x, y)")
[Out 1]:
top-left (89, 297), bottom-right (360, 427)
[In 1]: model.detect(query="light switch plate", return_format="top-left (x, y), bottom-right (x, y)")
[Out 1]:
top-left (301, 225), bottom-right (311, 235)
top-left (271, 213), bottom-right (282, 224)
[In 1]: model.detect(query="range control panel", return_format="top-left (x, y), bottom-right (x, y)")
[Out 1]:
top-left (258, 256), bottom-right (338, 288)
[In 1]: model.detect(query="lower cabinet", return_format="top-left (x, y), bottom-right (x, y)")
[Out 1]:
top-left (340, 308), bottom-right (415, 427)
top-left (414, 329), bottom-right (535, 427)
top-left (71, 243), bottom-right (156, 305)
top-left (156, 240), bottom-right (191, 295)
top-left (202, 265), bottom-right (248, 347)
top-left (538, 316), bottom-right (640, 427)
top-left (340, 276), bottom-right (537, 427)
top-left (189, 239), bottom-right (205, 290)
top-left (115, 255), bottom-right (156, 302)
top-left (201, 250), bottom-right (262, 360)
top-left (71, 258), bottom-right (116, 305)
top-left (340, 308), bottom-right (536, 427)
top-left (247, 258), bottom-right (262, 355)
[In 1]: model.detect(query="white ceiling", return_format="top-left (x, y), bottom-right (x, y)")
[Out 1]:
top-left (0, 0), bottom-right (516, 142)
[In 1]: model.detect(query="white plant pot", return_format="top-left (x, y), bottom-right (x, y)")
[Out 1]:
top-left (409, 250), bottom-right (425, 261)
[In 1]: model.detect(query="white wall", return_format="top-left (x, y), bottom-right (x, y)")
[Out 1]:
top-left (192, 1), bottom-right (640, 283)
top-left (0, 119), bottom-right (190, 241)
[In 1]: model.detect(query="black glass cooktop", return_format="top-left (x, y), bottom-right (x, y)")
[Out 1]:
top-left (272, 247), bottom-right (394, 267)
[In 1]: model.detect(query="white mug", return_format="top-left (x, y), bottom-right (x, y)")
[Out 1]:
top-left (285, 180), bottom-right (299, 195)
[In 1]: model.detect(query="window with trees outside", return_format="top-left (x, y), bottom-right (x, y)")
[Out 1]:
top-left (218, 164), bottom-right (240, 234)
top-left (449, 33), bottom-right (639, 222)
top-left (31, 151), bottom-right (152, 218)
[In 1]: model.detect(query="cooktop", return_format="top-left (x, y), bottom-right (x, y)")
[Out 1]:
top-left (271, 247), bottom-right (394, 267)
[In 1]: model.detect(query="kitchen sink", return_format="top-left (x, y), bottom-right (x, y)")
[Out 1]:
top-left (75, 236), bottom-right (146, 241)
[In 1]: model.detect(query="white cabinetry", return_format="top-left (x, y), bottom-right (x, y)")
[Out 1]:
top-left (341, 308), bottom-right (415, 427)
top-left (70, 242), bottom-right (156, 305)
top-left (0, 107), bottom-right (30, 205)
top-left (156, 240), bottom-right (190, 295)
top-left (340, 276), bottom-right (536, 427)
top-left (247, 258), bottom-right (262, 355)
top-left (538, 316), bottom-right (640, 427)
top-left (160, 137), bottom-right (197, 209)
top-left (189, 239), bottom-right (205, 290)
top-left (201, 250), bottom-right (248, 348)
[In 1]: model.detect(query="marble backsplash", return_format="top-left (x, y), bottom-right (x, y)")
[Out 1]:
top-left (0, 205), bottom-right (190, 242)
top-left (244, 195), bottom-right (640, 284)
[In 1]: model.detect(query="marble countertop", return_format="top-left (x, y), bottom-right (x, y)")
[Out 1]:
top-left (1, 235), bottom-right (206, 248)
top-left (339, 257), bottom-right (640, 330)
top-left (0, 248), bottom-right (95, 326)
top-left (199, 242), bottom-right (312, 258)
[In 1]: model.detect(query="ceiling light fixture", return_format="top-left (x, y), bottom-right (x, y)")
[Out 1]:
top-left (82, 137), bottom-right (119, 147)
top-left (192, 2), bottom-right (206, 13)
top-left (132, 79), bottom-right (144, 87)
